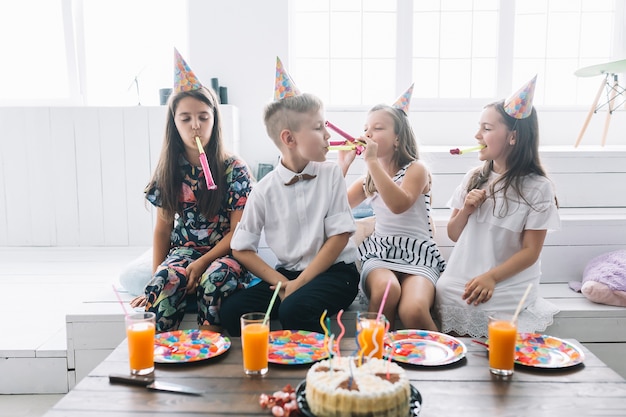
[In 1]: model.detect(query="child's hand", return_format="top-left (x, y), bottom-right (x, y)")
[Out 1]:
top-left (463, 189), bottom-right (487, 213)
top-left (361, 136), bottom-right (377, 161)
top-left (462, 273), bottom-right (496, 305)
top-left (185, 259), bottom-right (208, 294)
top-left (337, 148), bottom-right (357, 176)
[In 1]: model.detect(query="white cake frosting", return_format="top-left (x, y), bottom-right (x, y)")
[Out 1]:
top-left (305, 356), bottom-right (411, 417)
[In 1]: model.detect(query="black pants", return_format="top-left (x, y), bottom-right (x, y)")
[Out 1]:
top-left (219, 262), bottom-right (359, 336)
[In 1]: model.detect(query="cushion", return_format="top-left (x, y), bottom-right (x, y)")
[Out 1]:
top-left (569, 250), bottom-right (626, 307)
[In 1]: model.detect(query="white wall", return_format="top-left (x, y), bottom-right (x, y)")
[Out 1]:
top-left (185, 0), bottom-right (626, 175)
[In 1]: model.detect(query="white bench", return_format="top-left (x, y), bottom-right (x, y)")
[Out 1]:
top-left (3, 146), bottom-right (624, 392)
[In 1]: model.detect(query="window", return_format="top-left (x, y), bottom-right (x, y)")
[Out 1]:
top-left (290, 0), bottom-right (623, 107)
top-left (0, 0), bottom-right (187, 106)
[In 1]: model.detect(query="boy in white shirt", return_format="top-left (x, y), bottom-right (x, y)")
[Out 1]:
top-left (219, 58), bottom-right (359, 336)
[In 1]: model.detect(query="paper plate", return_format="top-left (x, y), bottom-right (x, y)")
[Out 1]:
top-left (295, 380), bottom-right (422, 417)
top-left (268, 330), bottom-right (329, 365)
top-left (386, 329), bottom-right (467, 366)
top-left (154, 329), bottom-right (230, 363)
top-left (514, 333), bottom-right (585, 368)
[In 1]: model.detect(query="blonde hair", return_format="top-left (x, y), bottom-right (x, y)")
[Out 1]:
top-left (263, 93), bottom-right (324, 146)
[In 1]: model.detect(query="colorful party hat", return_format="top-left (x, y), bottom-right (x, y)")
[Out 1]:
top-left (504, 75), bottom-right (537, 119)
top-left (392, 83), bottom-right (414, 114)
top-left (174, 48), bottom-right (203, 93)
top-left (274, 57), bottom-right (301, 100)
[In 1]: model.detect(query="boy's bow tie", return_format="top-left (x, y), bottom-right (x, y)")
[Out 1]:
top-left (284, 173), bottom-right (317, 186)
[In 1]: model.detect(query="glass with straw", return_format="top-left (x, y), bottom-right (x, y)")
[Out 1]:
top-left (240, 282), bottom-right (281, 376)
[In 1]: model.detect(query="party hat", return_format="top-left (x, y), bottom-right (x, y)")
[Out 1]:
top-left (392, 83), bottom-right (414, 114)
top-left (174, 48), bottom-right (203, 93)
top-left (504, 75), bottom-right (537, 119)
top-left (274, 57), bottom-right (300, 100)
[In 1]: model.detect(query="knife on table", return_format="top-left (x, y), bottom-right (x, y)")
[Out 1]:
top-left (109, 373), bottom-right (205, 396)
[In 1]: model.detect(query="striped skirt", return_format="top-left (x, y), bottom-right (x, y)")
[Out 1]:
top-left (358, 232), bottom-right (446, 293)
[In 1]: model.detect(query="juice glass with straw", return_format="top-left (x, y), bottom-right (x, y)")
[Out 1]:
top-left (487, 312), bottom-right (517, 376)
top-left (356, 311), bottom-right (387, 359)
top-left (240, 312), bottom-right (269, 376)
top-left (125, 312), bottom-right (156, 375)
top-left (240, 281), bottom-right (281, 376)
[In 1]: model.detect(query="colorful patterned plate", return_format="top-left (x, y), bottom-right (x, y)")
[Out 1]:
top-left (154, 329), bottom-right (231, 363)
top-left (386, 329), bottom-right (467, 366)
top-left (514, 333), bottom-right (585, 368)
top-left (268, 330), bottom-right (329, 365)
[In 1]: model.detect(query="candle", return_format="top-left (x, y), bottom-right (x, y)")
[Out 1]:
top-left (335, 309), bottom-right (346, 357)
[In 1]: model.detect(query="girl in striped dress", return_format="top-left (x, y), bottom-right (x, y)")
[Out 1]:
top-left (338, 100), bottom-right (446, 331)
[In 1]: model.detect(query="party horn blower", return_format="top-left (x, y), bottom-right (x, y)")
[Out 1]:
top-left (326, 120), bottom-right (355, 142)
top-left (326, 121), bottom-right (365, 155)
top-left (195, 136), bottom-right (217, 190)
top-left (449, 144), bottom-right (486, 155)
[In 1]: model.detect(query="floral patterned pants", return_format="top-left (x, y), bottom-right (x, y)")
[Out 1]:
top-left (144, 246), bottom-right (251, 332)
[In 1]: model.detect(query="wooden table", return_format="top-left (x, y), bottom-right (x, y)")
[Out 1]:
top-left (44, 337), bottom-right (626, 416)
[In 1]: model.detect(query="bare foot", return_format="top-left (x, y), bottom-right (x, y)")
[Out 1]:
top-left (130, 295), bottom-right (147, 308)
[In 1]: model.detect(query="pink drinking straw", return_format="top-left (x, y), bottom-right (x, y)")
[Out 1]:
top-left (376, 279), bottom-right (393, 321)
top-left (195, 137), bottom-right (217, 190)
top-left (111, 284), bottom-right (129, 317)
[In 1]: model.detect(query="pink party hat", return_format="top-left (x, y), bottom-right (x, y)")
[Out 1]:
top-left (174, 48), bottom-right (203, 93)
top-left (392, 83), bottom-right (414, 114)
top-left (504, 75), bottom-right (537, 119)
top-left (274, 57), bottom-right (301, 100)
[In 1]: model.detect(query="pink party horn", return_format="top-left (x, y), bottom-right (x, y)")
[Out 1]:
top-left (195, 136), bottom-right (217, 190)
top-left (326, 120), bottom-right (355, 142)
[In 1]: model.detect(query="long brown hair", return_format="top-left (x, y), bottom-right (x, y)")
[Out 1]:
top-left (364, 105), bottom-right (419, 196)
top-left (146, 87), bottom-right (227, 221)
top-left (467, 100), bottom-right (557, 214)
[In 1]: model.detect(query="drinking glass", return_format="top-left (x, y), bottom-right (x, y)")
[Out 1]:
top-left (356, 312), bottom-right (387, 359)
top-left (488, 312), bottom-right (518, 376)
top-left (240, 312), bottom-right (269, 376)
top-left (125, 312), bottom-right (156, 375)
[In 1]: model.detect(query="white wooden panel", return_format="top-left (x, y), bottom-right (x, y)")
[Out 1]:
top-left (0, 357), bottom-right (68, 394)
top-left (1, 108), bottom-right (32, 245)
top-left (26, 108), bottom-right (55, 245)
top-left (74, 108), bottom-right (105, 245)
top-left (553, 172), bottom-right (626, 208)
top-left (99, 108), bottom-right (129, 245)
top-left (0, 110), bottom-right (11, 245)
top-left (123, 107), bottom-right (153, 246)
top-left (147, 107), bottom-right (167, 233)
top-left (50, 108), bottom-right (80, 245)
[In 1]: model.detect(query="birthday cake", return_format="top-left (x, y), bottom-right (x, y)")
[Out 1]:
top-left (305, 356), bottom-right (411, 417)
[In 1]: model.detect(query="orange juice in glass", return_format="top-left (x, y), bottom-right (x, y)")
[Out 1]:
top-left (125, 312), bottom-right (156, 375)
top-left (488, 313), bottom-right (517, 376)
top-left (357, 312), bottom-right (387, 359)
top-left (241, 312), bottom-right (269, 376)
